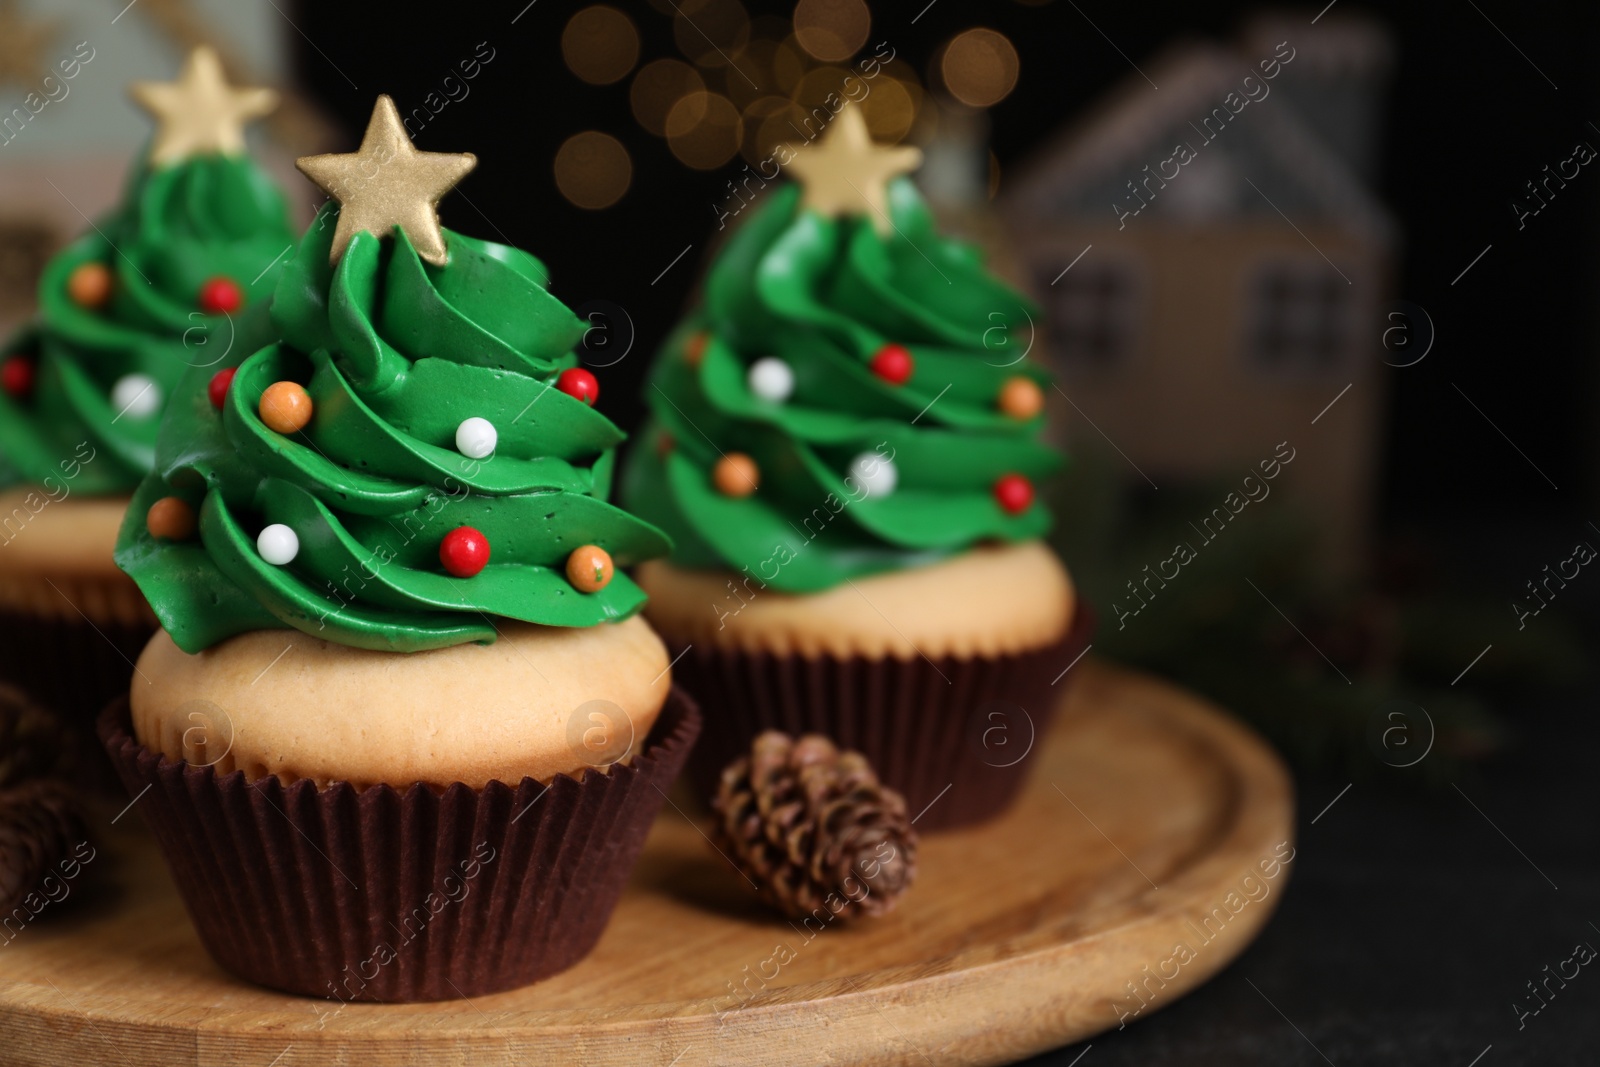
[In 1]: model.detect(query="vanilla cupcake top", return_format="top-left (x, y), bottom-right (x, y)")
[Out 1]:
top-left (115, 96), bottom-right (668, 653)
top-left (623, 106), bottom-right (1061, 593)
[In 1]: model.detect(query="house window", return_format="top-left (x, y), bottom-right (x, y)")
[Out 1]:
top-left (1040, 260), bottom-right (1140, 369)
top-left (1248, 260), bottom-right (1352, 372)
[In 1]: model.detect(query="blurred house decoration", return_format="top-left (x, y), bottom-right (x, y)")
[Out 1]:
top-left (1003, 12), bottom-right (1397, 574)
top-left (0, 0), bottom-right (336, 335)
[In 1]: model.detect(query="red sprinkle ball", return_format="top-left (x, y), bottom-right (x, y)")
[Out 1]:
top-left (556, 367), bottom-right (599, 405)
top-left (0, 356), bottom-right (34, 399)
top-left (440, 525), bottom-right (491, 578)
top-left (994, 473), bottom-right (1034, 515)
top-left (869, 343), bottom-right (914, 385)
top-left (207, 367), bottom-right (237, 410)
top-left (198, 276), bottom-right (243, 315)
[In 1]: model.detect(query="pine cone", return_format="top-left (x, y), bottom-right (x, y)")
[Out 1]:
top-left (0, 683), bottom-right (76, 789)
top-left (711, 731), bottom-right (917, 920)
top-left (0, 780), bottom-right (88, 917)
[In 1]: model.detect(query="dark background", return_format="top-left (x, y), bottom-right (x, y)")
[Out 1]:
top-left (292, 2), bottom-right (1599, 1063)
top-left (291, 0), bottom-right (1600, 525)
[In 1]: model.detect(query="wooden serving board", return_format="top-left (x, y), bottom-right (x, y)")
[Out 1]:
top-left (0, 662), bottom-right (1294, 1066)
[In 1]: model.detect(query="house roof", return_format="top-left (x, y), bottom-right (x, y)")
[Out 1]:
top-left (1002, 38), bottom-right (1396, 244)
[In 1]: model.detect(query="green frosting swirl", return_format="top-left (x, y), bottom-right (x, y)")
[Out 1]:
top-left (117, 206), bottom-right (671, 653)
top-left (622, 179), bottom-right (1062, 593)
top-left (0, 154), bottom-right (295, 493)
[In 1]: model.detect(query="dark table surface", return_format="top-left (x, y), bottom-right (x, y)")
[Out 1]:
top-left (1024, 631), bottom-right (1598, 1064)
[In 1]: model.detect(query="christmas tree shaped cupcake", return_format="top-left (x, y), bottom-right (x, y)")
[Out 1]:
top-left (624, 106), bottom-right (1086, 831)
top-left (101, 97), bottom-right (698, 1001)
top-left (0, 48), bottom-right (295, 727)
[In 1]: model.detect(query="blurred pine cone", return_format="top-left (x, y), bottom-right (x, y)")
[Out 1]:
top-left (711, 731), bottom-right (917, 920)
top-left (0, 683), bottom-right (75, 788)
top-left (0, 780), bottom-right (86, 916)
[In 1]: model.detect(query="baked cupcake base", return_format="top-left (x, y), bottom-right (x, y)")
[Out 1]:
top-left (677, 603), bottom-right (1095, 832)
top-left (640, 542), bottom-right (1090, 832)
top-left (98, 686), bottom-right (701, 1002)
top-left (0, 491), bottom-right (155, 744)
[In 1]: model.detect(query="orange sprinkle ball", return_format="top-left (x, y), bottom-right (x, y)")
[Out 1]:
top-left (66, 262), bottom-right (113, 309)
top-left (566, 544), bottom-right (615, 593)
top-left (998, 376), bottom-right (1044, 419)
top-left (146, 496), bottom-right (196, 541)
top-left (259, 381), bottom-right (314, 434)
top-left (684, 331), bottom-right (709, 368)
top-left (713, 452), bottom-right (759, 497)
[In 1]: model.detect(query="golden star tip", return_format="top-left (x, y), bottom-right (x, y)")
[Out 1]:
top-left (781, 106), bottom-right (922, 234)
top-left (296, 95), bottom-right (477, 267)
top-left (130, 46), bottom-right (277, 166)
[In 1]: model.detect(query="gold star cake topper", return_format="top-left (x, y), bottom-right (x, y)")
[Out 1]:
top-left (130, 46), bottom-right (278, 166)
top-left (296, 95), bottom-right (477, 267)
top-left (781, 106), bottom-right (922, 234)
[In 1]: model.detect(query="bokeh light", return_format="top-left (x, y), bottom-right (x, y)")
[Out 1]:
top-left (880, 56), bottom-right (925, 100)
top-left (792, 0), bottom-right (871, 63)
top-left (790, 65), bottom-right (852, 113)
top-left (554, 131), bottom-right (633, 210)
top-left (615, 4), bottom-right (933, 171)
top-left (666, 91), bottom-right (744, 169)
top-left (859, 76), bottom-right (916, 143)
top-left (561, 6), bottom-right (641, 86)
top-left (746, 96), bottom-right (807, 163)
top-left (769, 35), bottom-right (810, 94)
top-left (631, 58), bottom-right (705, 136)
top-left (940, 28), bottom-right (1020, 108)
top-left (673, 0), bottom-right (751, 69)
top-left (721, 38), bottom-right (783, 109)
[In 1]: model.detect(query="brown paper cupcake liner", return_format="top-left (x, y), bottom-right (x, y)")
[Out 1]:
top-left (98, 686), bottom-right (701, 1002)
top-left (0, 607), bottom-right (154, 791)
top-left (678, 603), bottom-right (1095, 833)
top-left (0, 606), bottom-right (152, 727)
